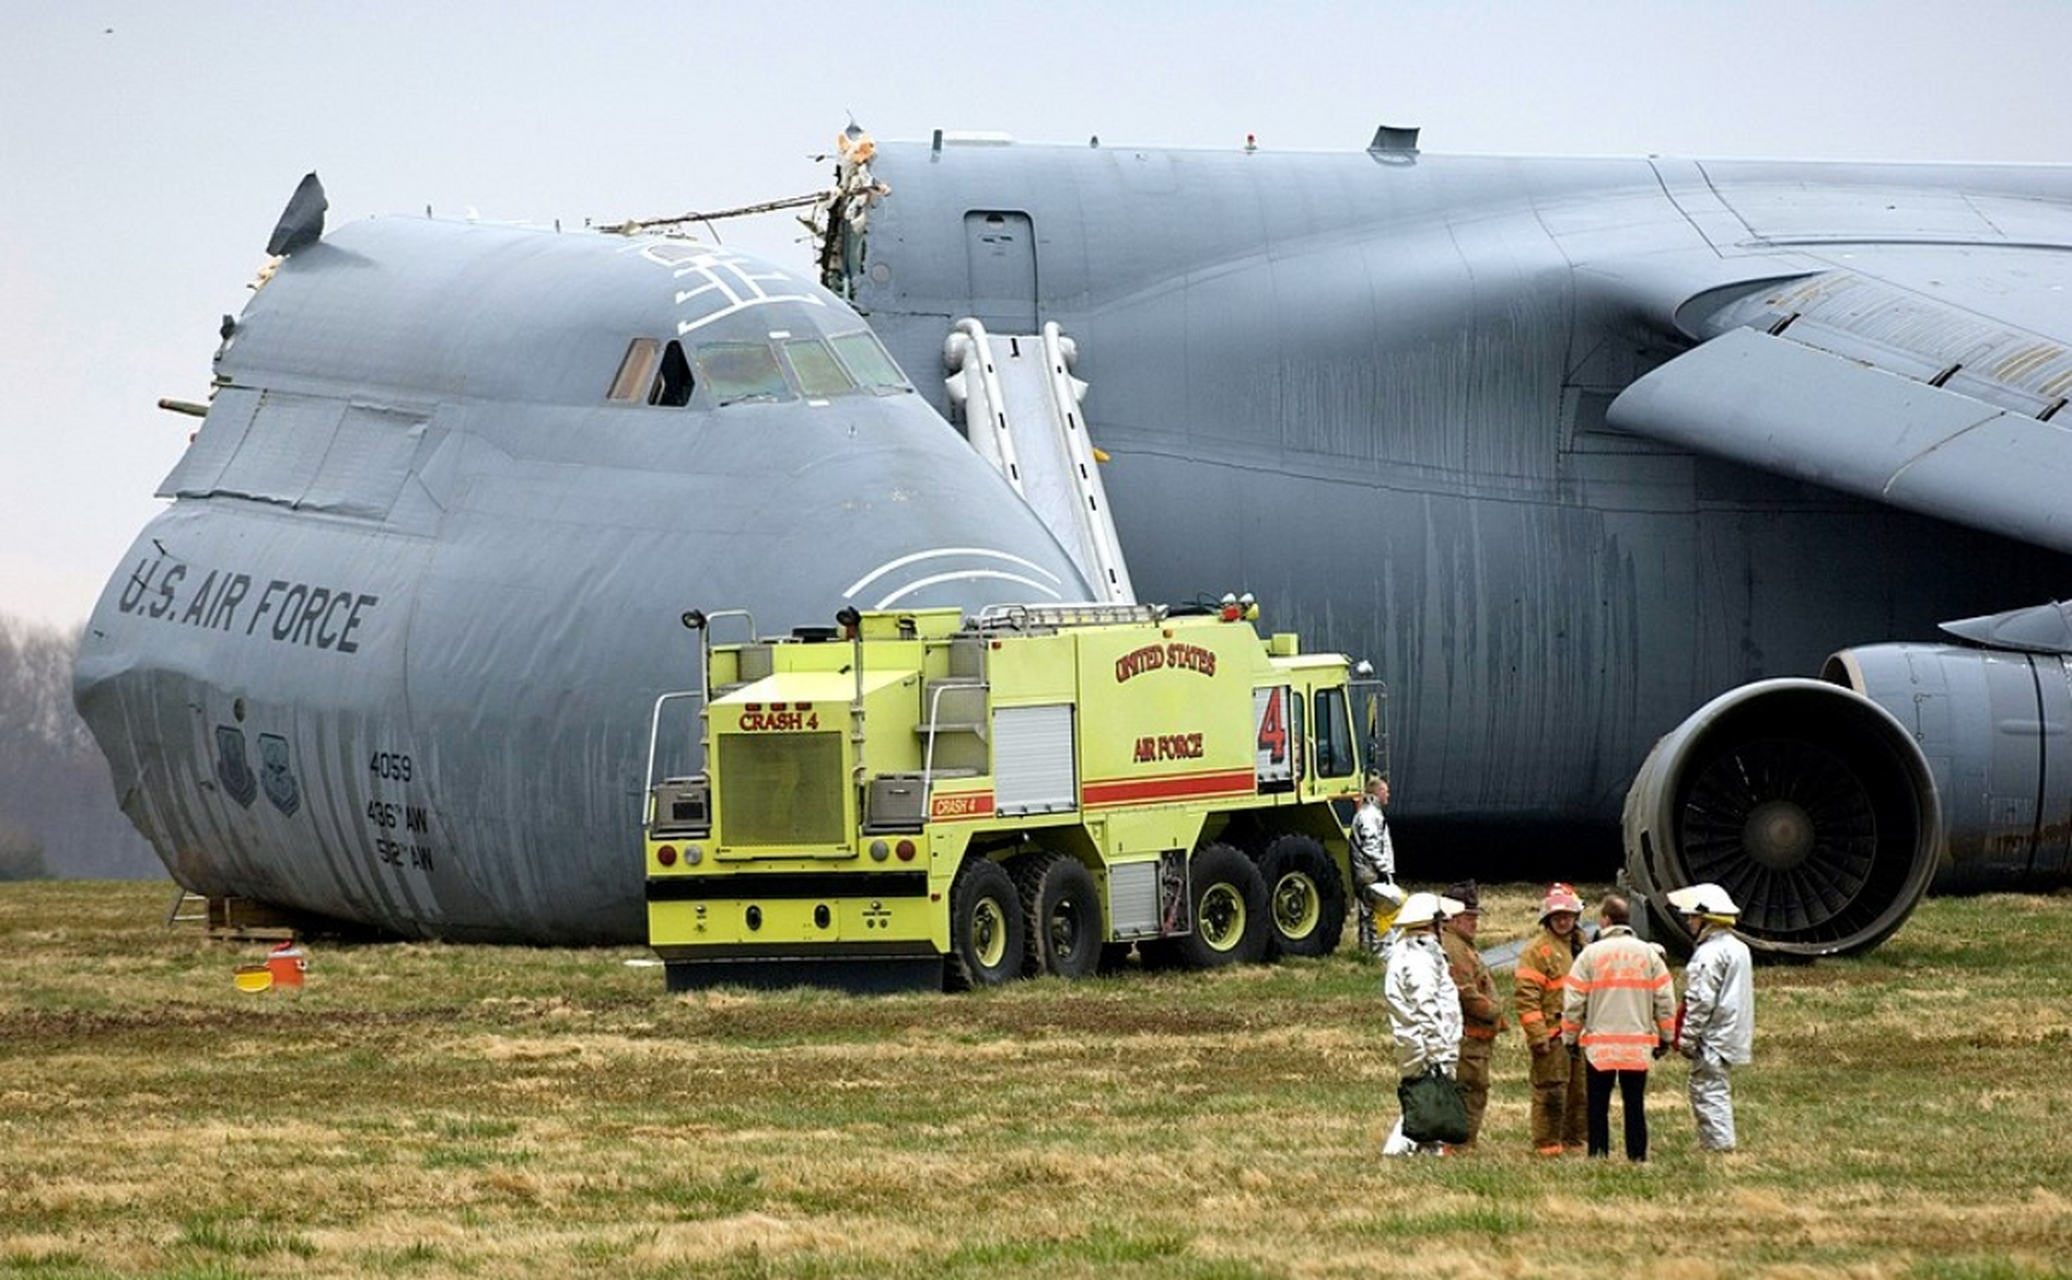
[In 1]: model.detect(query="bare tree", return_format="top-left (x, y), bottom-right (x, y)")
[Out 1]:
top-left (0, 615), bottom-right (161, 880)
top-left (0, 813), bottom-right (50, 881)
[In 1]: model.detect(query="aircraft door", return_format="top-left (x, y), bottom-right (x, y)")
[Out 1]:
top-left (964, 211), bottom-right (1038, 333)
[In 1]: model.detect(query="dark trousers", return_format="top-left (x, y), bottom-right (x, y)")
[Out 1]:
top-left (1585, 1064), bottom-right (1649, 1161)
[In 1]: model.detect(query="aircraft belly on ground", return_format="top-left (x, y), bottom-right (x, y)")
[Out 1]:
top-left (75, 207), bottom-right (1092, 943)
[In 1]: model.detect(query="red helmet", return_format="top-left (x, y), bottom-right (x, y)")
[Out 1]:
top-left (1538, 882), bottom-right (1584, 920)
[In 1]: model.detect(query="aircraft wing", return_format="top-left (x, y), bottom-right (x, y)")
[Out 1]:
top-left (1607, 256), bottom-right (2072, 556)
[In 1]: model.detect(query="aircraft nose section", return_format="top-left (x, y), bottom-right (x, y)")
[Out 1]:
top-left (756, 401), bottom-right (1100, 616)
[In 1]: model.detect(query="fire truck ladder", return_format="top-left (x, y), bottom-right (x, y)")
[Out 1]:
top-left (944, 319), bottom-right (1136, 605)
top-left (974, 602), bottom-right (1164, 631)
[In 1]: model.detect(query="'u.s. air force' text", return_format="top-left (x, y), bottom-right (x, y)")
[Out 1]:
top-left (118, 556), bottom-right (378, 653)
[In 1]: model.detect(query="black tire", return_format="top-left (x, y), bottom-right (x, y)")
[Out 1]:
top-left (1012, 853), bottom-right (1104, 980)
top-left (1260, 834), bottom-right (1348, 959)
top-left (945, 858), bottom-right (1025, 991)
top-left (1174, 843), bottom-right (1269, 968)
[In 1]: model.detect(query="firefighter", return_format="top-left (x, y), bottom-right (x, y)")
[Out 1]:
top-left (1560, 893), bottom-right (1676, 1161)
top-left (1349, 774), bottom-right (1401, 956)
top-left (1669, 882), bottom-right (1755, 1152)
top-left (1514, 882), bottom-right (1588, 1155)
top-left (1380, 891), bottom-right (1462, 1156)
top-left (1440, 879), bottom-right (1506, 1149)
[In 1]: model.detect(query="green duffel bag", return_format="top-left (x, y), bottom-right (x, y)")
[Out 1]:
top-left (1398, 1067), bottom-right (1470, 1146)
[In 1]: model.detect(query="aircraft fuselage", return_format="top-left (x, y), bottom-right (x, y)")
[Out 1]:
top-left (849, 140), bottom-right (2072, 861)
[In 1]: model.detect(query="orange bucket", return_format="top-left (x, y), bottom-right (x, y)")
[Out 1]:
top-left (265, 942), bottom-right (307, 990)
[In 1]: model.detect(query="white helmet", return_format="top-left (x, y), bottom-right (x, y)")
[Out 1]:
top-left (1364, 881), bottom-right (1407, 909)
top-left (1666, 882), bottom-right (1741, 917)
top-left (1395, 892), bottom-right (1459, 928)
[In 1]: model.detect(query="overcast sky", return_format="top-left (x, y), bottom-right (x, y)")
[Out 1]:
top-left (8, 0), bottom-right (2072, 631)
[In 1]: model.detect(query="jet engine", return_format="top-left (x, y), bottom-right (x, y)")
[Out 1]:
top-left (1622, 678), bottom-right (1941, 958)
top-left (1826, 642), bottom-right (2072, 892)
top-left (1627, 635), bottom-right (2072, 956)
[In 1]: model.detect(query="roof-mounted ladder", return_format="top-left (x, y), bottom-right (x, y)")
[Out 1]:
top-left (974, 601), bottom-right (1165, 631)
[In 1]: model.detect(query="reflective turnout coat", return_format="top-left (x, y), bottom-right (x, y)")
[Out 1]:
top-left (1513, 925), bottom-right (1579, 1053)
top-left (1441, 928), bottom-right (1506, 1047)
top-left (1559, 924), bottom-right (1675, 1070)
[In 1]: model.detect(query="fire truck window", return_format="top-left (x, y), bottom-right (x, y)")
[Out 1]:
top-left (782, 338), bottom-right (856, 398)
top-left (696, 342), bottom-right (793, 405)
top-left (1312, 688), bottom-right (1353, 779)
top-left (830, 331), bottom-right (910, 392)
top-left (607, 338), bottom-right (660, 401)
top-left (648, 340), bottom-right (694, 407)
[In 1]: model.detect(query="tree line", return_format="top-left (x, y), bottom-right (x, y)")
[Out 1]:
top-left (0, 615), bottom-right (161, 881)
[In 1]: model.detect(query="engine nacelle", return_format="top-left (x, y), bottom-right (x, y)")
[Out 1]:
top-left (1623, 678), bottom-right (1941, 957)
top-left (1825, 644), bottom-right (2072, 892)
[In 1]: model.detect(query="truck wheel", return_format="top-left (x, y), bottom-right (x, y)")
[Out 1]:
top-left (1175, 843), bottom-right (1268, 968)
top-left (1261, 835), bottom-right (1348, 959)
top-left (1014, 853), bottom-right (1103, 980)
top-left (946, 859), bottom-right (1026, 990)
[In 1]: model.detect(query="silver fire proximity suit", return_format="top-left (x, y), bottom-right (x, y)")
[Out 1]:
top-left (1381, 928), bottom-right (1461, 1156)
top-left (1680, 921), bottom-right (1755, 1151)
top-left (1350, 795), bottom-right (1395, 955)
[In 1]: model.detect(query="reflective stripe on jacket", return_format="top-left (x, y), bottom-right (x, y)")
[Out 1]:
top-left (1560, 925), bottom-right (1675, 1071)
top-left (1512, 926), bottom-right (1578, 1051)
top-left (1681, 924), bottom-right (1755, 1065)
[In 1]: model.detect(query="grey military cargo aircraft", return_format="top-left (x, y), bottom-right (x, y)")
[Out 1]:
top-left (837, 126), bottom-right (2072, 956)
top-left (75, 125), bottom-right (2072, 958)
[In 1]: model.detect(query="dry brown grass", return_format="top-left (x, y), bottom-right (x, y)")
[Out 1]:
top-left (2, 880), bottom-right (2070, 1278)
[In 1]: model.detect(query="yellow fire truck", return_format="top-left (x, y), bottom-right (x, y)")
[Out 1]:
top-left (643, 602), bottom-right (1376, 991)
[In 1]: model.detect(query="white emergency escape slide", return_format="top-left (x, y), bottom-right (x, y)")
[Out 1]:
top-left (943, 320), bottom-right (1136, 605)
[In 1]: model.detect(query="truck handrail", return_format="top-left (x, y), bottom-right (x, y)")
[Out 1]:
top-left (641, 689), bottom-right (707, 825)
top-left (918, 680), bottom-right (960, 814)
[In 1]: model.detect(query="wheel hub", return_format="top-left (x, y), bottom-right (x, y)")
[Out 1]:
top-left (1272, 874), bottom-right (1318, 937)
top-left (973, 901), bottom-right (1006, 966)
top-left (1201, 885), bottom-right (1244, 949)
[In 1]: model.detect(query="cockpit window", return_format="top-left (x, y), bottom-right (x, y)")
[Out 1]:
top-left (830, 331), bottom-right (908, 392)
top-left (649, 340), bottom-right (693, 407)
top-left (608, 339), bottom-right (660, 402)
top-left (696, 343), bottom-right (792, 404)
top-left (607, 337), bottom-right (694, 406)
top-left (782, 338), bottom-right (856, 398)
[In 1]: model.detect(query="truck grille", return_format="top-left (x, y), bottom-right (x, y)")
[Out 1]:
top-left (718, 732), bottom-right (845, 848)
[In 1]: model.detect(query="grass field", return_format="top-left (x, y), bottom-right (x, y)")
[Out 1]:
top-left (2, 880), bottom-right (2070, 1279)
